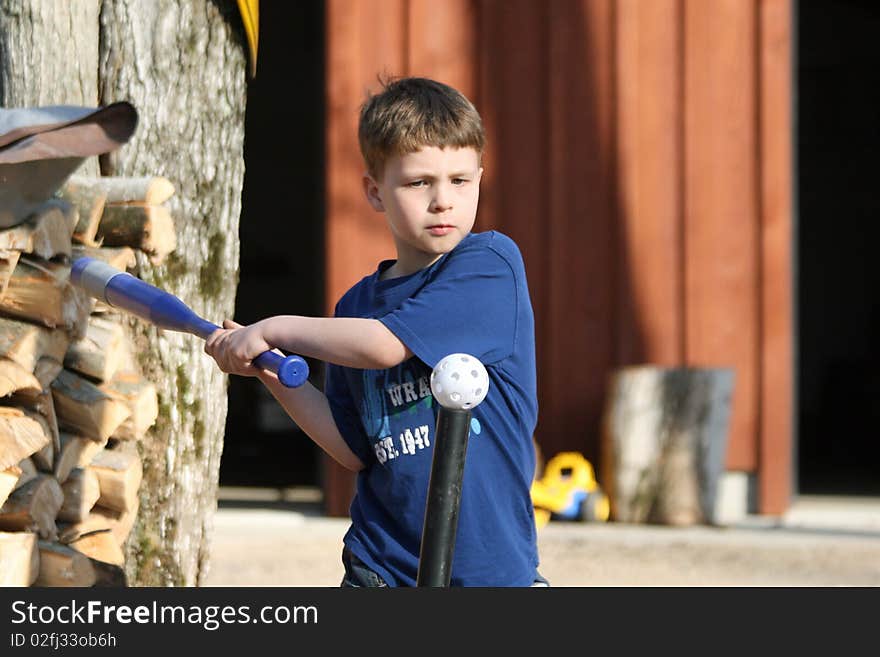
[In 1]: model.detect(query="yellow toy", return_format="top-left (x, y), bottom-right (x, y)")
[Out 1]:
top-left (531, 452), bottom-right (610, 529)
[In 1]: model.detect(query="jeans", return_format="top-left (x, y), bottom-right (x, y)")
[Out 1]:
top-left (340, 547), bottom-right (388, 587)
top-left (340, 547), bottom-right (550, 587)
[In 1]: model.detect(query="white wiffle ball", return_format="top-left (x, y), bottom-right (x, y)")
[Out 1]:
top-left (430, 353), bottom-right (490, 410)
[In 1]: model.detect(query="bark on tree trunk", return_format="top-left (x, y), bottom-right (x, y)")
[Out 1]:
top-left (97, 0), bottom-right (246, 586)
top-left (0, 0), bottom-right (101, 176)
top-left (600, 366), bottom-right (735, 526)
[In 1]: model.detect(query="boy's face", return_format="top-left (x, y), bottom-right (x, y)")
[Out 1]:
top-left (363, 146), bottom-right (483, 274)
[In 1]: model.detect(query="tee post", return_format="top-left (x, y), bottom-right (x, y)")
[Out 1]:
top-left (417, 353), bottom-right (489, 587)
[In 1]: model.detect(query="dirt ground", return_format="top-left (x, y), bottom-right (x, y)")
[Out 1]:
top-left (203, 490), bottom-right (880, 587)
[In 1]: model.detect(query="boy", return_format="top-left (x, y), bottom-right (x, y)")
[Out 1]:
top-left (206, 77), bottom-right (544, 586)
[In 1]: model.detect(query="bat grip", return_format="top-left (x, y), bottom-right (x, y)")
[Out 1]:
top-left (194, 320), bottom-right (309, 388)
top-left (252, 350), bottom-right (310, 389)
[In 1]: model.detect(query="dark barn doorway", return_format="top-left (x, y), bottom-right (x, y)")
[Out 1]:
top-left (219, 2), bottom-right (325, 490)
top-left (797, 1), bottom-right (880, 495)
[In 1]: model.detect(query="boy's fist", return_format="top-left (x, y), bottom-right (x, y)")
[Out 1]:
top-left (205, 319), bottom-right (273, 378)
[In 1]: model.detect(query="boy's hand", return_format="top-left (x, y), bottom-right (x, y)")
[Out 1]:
top-left (204, 319), bottom-right (276, 378)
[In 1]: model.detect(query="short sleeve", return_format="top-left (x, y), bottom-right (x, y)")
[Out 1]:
top-left (324, 363), bottom-right (373, 466)
top-left (378, 242), bottom-right (519, 368)
top-left (324, 297), bottom-right (373, 466)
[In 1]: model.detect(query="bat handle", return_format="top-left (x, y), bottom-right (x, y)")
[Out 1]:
top-left (253, 350), bottom-right (310, 388)
top-left (199, 321), bottom-right (309, 388)
top-left (71, 257), bottom-right (310, 388)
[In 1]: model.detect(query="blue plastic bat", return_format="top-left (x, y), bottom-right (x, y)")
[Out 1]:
top-left (70, 257), bottom-right (308, 388)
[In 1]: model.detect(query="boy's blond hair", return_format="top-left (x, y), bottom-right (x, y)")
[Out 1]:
top-left (358, 77), bottom-right (485, 180)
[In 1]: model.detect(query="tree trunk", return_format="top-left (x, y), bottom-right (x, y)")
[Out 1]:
top-left (97, 0), bottom-right (246, 586)
top-left (0, 0), bottom-right (101, 176)
top-left (600, 366), bottom-right (735, 526)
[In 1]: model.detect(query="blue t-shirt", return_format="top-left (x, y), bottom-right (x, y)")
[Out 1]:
top-left (325, 230), bottom-right (539, 586)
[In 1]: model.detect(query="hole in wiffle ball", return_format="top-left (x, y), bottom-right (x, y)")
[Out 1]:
top-left (471, 370), bottom-right (479, 378)
top-left (460, 356), bottom-right (470, 362)
top-left (474, 388), bottom-right (482, 397)
top-left (451, 372), bottom-right (460, 380)
top-left (451, 392), bottom-right (461, 402)
top-left (463, 402), bottom-right (472, 409)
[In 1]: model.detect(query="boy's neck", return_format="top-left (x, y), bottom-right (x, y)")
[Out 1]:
top-left (380, 253), bottom-right (443, 281)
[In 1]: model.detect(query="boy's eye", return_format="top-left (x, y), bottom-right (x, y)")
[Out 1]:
top-left (452, 178), bottom-right (468, 185)
top-left (408, 180), bottom-right (426, 188)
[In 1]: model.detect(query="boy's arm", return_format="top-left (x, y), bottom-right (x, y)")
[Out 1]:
top-left (205, 319), bottom-right (372, 472)
top-left (236, 315), bottom-right (413, 370)
top-left (255, 368), bottom-right (365, 472)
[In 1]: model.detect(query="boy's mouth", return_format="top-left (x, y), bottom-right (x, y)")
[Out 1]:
top-left (427, 224), bottom-right (455, 236)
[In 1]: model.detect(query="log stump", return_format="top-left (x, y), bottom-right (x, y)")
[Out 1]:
top-left (600, 366), bottom-right (735, 526)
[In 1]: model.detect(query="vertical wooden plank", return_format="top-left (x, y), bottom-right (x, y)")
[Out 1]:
top-left (476, 0), bottom-right (547, 239)
top-left (615, 0), bottom-right (684, 366)
top-left (408, 0), bottom-right (477, 97)
top-left (324, 0), bottom-right (408, 516)
top-left (684, 0), bottom-right (759, 471)
top-left (477, 0), bottom-right (552, 445)
top-left (545, 0), bottom-right (617, 462)
top-left (758, 0), bottom-right (793, 514)
top-left (326, 0), bottom-right (406, 312)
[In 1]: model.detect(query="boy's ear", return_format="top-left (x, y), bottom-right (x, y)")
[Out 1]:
top-left (362, 173), bottom-right (385, 212)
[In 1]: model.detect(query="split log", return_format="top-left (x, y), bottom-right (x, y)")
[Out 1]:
top-left (0, 474), bottom-right (63, 539)
top-left (57, 468), bottom-right (101, 523)
top-left (57, 179), bottom-right (108, 246)
top-left (0, 358), bottom-right (42, 397)
top-left (30, 440), bottom-right (53, 473)
top-left (35, 540), bottom-right (96, 587)
top-left (0, 199), bottom-right (76, 260)
top-left (58, 499), bottom-right (138, 548)
top-left (88, 445), bottom-right (142, 513)
top-left (101, 373), bottom-right (158, 441)
top-left (18, 391), bottom-right (62, 456)
top-left (34, 356), bottom-right (64, 390)
top-left (113, 332), bottom-right (143, 377)
top-left (96, 499), bottom-right (138, 547)
top-left (0, 258), bottom-right (92, 337)
top-left (15, 399), bottom-right (60, 475)
top-left (0, 250), bottom-right (20, 297)
top-left (16, 457), bottom-right (38, 488)
top-left (64, 315), bottom-right (125, 382)
top-left (96, 204), bottom-right (176, 262)
top-left (68, 528), bottom-right (124, 566)
top-left (54, 432), bottom-right (107, 485)
top-left (0, 530), bottom-right (39, 586)
top-left (0, 465), bottom-right (21, 508)
top-left (57, 514), bottom-right (111, 545)
top-left (89, 557), bottom-right (127, 586)
top-left (0, 316), bottom-right (70, 376)
top-left (0, 258), bottom-right (66, 327)
top-left (0, 406), bottom-right (51, 470)
top-left (600, 366), bottom-right (735, 526)
top-left (65, 175), bottom-right (175, 206)
top-left (50, 369), bottom-right (131, 441)
top-left (71, 243), bottom-right (136, 272)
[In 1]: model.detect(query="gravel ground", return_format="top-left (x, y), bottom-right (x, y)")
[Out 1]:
top-left (203, 493), bottom-right (880, 587)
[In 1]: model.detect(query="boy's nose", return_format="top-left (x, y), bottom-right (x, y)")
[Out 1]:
top-left (430, 184), bottom-right (453, 212)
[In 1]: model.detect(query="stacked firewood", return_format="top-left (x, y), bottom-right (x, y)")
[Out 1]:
top-left (0, 176), bottom-right (175, 586)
